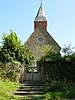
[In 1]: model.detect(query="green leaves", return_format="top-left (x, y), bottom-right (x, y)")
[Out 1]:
top-left (0, 30), bottom-right (34, 81)
top-left (38, 47), bottom-right (75, 83)
top-left (61, 44), bottom-right (74, 56)
top-left (2, 30), bottom-right (21, 51)
top-left (0, 29), bottom-right (33, 65)
top-left (41, 51), bottom-right (61, 62)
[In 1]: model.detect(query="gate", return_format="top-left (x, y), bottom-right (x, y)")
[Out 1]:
top-left (25, 67), bottom-right (41, 81)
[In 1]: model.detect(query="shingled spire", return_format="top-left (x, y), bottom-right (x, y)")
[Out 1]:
top-left (34, 3), bottom-right (47, 30)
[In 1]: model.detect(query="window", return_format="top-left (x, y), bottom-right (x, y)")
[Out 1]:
top-left (38, 38), bottom-right (43, 43)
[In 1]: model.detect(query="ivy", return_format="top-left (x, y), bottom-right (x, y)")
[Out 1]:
top-left (38, 50), bottom-right (75, 83)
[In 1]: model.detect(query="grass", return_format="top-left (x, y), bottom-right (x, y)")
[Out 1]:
top-left (0, 80), bottom-right (19, 100)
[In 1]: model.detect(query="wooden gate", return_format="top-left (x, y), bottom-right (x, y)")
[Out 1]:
top-left (25, 67), bottom-right (41, 81)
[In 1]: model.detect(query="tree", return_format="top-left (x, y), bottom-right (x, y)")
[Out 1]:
top-left (0, 30), bottom-right (34, 81)
top-left (0, 30), bottom-right (33, 65)
top-left (61, 44), bottom-right (74, 56)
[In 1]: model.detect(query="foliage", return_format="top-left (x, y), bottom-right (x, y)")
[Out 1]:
top-left (45, 81), bottom-right (65, 92)
top-left (45, 81), bottom-right (75, 99)
top-left (45, 81), bottom-right (74, 93)
top-left (0, 80), bottom-right (75, 100)
top-left (0, 80), bottom-right (19, 100)
top-left (0, 30), bottom-right (34, 81)
top-left (38, 50), bottom-right (75, 83)
top-left (37, 46), bottom-right (75, 99)
top-left (0, 62), bottom-right (21, 82)
top-left (40, 50), bottom-right (61, 62)
top-left (61, 44), bottom-right (74, 56)
top-left (0, 30), bottom-right (33, 65)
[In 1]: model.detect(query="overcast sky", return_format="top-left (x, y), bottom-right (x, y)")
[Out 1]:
top-left (0, 0), bottom-right (75, 50)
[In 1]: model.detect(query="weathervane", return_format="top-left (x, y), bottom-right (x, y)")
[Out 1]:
top-left (40, 0), bottom-right (43, 5)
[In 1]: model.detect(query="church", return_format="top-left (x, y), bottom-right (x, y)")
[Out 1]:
top-left (22, 3), bottom-right (61, 82)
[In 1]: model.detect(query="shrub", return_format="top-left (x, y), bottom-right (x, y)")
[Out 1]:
top-left (45, 81), bottom-right (66, 92)
top-left (45, 81), bottom-right (75, 99)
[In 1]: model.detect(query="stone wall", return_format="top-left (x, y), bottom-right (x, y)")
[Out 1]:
top-left (25, 24), bottom-right (61, 60)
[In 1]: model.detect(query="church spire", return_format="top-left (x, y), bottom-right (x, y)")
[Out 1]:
top-left (34, 3), bottom-right (47, 30)
top-left (35, 3), bottom-right (46, 21)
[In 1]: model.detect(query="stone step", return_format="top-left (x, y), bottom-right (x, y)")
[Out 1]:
top-left (19, 85), bottom-right (45, 89)
top-left (20, 83), bottom-right (45, 86)
top-left (15, 91), bottom-right (45, 95)
top-left (15, 82), bottom-right (46, 97)
top-left (17, 88), bottom-right (45, 91)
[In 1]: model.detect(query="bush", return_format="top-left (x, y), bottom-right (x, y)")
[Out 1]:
top-left (46, 81), bottom-right (66, 92)
top-left (0, 62), bottom-right (21, 82)
top-left (45, 81), bottom-right (75, 99)
top-left (6, 70), bottom-right (16, 81)
top-left (39, 52), bottom-right (75, 83)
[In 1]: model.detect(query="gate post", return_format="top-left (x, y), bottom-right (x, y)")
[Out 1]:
top-left (21, 65), bottom-right (25, 82)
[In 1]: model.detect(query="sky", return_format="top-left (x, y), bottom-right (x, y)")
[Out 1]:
top-left (0, 0), bottom-right (75, 51)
